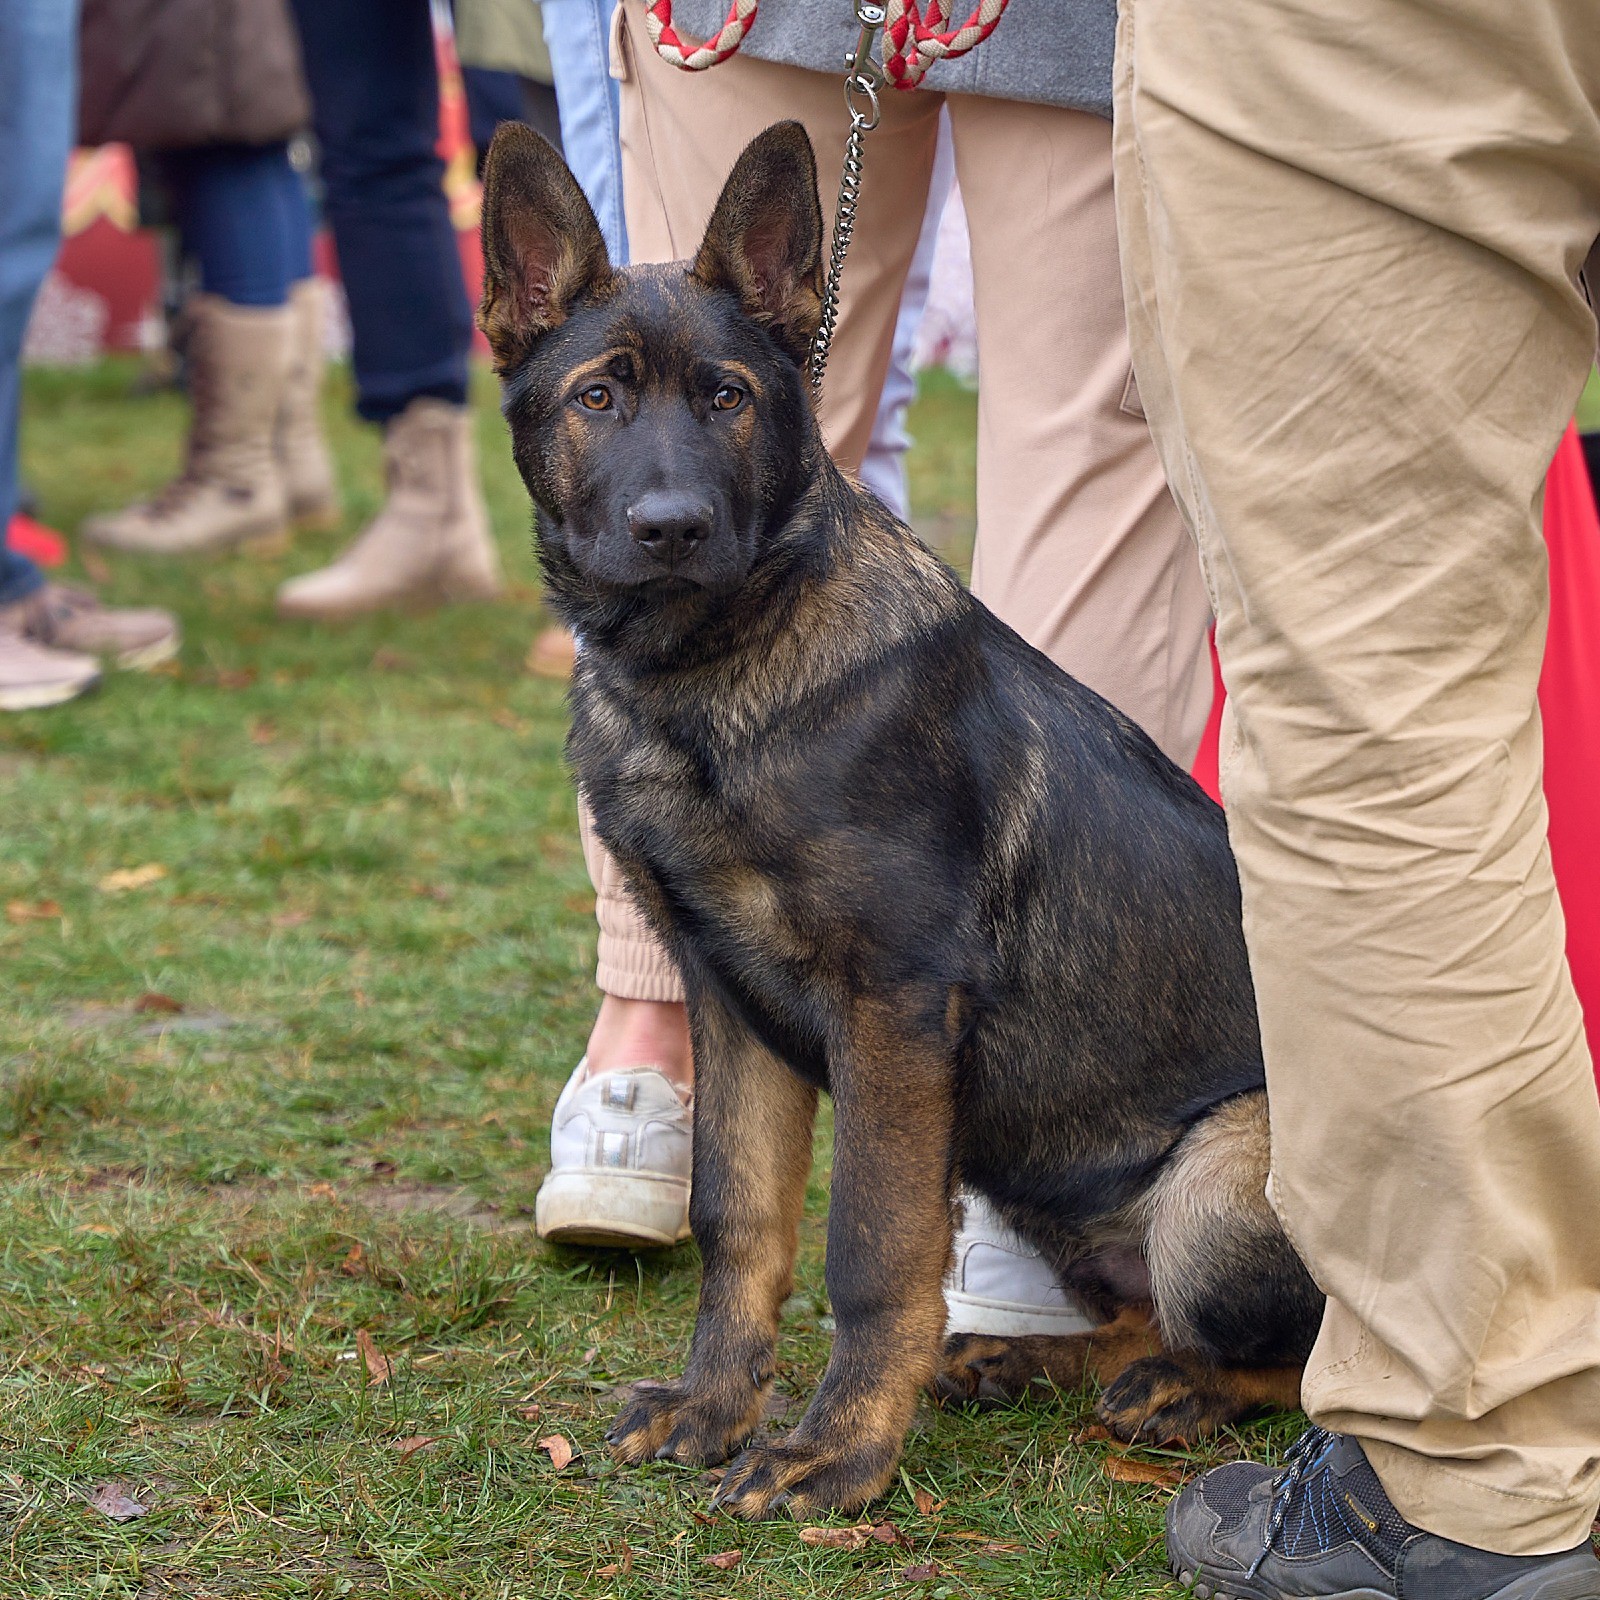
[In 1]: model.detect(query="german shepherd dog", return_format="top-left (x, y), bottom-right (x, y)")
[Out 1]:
top-left (479, 120), bottom-right (1323, 1519)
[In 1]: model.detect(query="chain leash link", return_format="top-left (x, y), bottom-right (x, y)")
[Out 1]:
top-left (808, 1), bottom-right (885, 398)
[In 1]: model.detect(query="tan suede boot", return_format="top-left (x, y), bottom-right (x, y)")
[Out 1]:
top-left (275, 399), bottom-right (503, 621)
top-left (82, 295), bottom-right (292, 555)
top-left (277, 278), bottom-right (340, 529)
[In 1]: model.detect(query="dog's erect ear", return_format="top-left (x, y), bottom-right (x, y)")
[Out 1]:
top-left (478, 122), bottom-right (613, 372)
top-left (692, 121), bottom-right (824, 368)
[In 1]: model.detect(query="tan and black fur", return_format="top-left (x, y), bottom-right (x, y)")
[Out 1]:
top-left (479, 120), bottom-right (1324, 1520)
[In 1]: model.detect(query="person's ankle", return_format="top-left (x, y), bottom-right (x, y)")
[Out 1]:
top-left (584, 994), bottom-right (693, 1097)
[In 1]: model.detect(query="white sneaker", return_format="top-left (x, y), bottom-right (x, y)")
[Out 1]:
top-left (943, 1191), bottom-right (1098, 1337)
top-left (535, 1059), bottom-right (692, 1249)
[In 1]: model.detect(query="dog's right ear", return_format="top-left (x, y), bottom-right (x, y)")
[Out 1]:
top-left (478, 122), bottom-right (613, 373)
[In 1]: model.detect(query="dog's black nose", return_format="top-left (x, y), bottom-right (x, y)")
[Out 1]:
top-left (626, 492), bottom-right (713, 565)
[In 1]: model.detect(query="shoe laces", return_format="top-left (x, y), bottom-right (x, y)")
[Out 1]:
top-left (1247, 1424), bottom-right (1334, 1579)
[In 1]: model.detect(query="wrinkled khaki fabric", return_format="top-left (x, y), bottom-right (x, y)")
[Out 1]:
top-left (1114, 0), bottom-right (1600, 1554)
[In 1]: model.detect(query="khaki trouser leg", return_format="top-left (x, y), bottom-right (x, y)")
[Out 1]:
top-left (1115, 0), bottom-right (1600, 1554)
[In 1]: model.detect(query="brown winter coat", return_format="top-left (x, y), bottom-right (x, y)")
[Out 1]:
top-left (78, 0), bottom-right (312, 150)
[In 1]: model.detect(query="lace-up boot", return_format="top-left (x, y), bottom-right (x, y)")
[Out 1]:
top-left (82, 296), bottom-right (292, 554)
top-left (1167, 1427), bottom-right (1600, 1599)
top-left (275, 399), bottom-right (502, 620)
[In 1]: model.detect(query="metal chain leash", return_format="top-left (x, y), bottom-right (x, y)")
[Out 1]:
top-left (807, 0), bottom-right (885, 398)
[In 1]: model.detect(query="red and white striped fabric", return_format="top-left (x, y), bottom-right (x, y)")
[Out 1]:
top-left (882, 0), bottom-right (1010, 90)
top-left (645, 0), bottom-right (760, 70)
top-left (644, 0), bottom-right (1009, 86)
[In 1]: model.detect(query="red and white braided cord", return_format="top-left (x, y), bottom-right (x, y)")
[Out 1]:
top-left (645, 0), bottom-right (1008, 84)
top-left (882, 0), bottom-right (1008, 90)
top-left (645, 0), bottom-right (758, 70)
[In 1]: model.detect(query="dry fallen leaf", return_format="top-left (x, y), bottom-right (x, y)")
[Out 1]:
top-left (393, 1436), bottom-right (438, 1458)
top-left (537, 1434), bottom-right (574, 1470)
top-left (978, 1541), bottom-right (1026, 1555)
top-left (703, 1550), bottom-right (741, 1570)
top-left (869, 1521), bottom-right (906, 1547)
top-left (86, 1482), bottom-right (148, 1522)
top-left (98, 864), bottom-right (167, 894)
top-left (1102, 1455), bottom-right (1184, 1488)
top-left (597, 1543), bottom-right (633, 1578)
top-left (6, 899), bottom-right (61, 923)
top-left (355, 1329), bottom-right (390, 1387)
top-left (306, 1182), bottom-right (337, 1201)
top-left (912, 1488), bottom-right (939, 1517)
top-left (339, 1243), bottom-right (365, 1275)
top-left (200, 667), bottom-right (257, 690)
top-left (513, 1403), bottom-right (541, 1422)
top-left (133, 992), bottom-right (184, 1015)
top-left (902, 1562), bottom-right (940, 1582)
top-left (799, 1525), bottom-right (873, 1551)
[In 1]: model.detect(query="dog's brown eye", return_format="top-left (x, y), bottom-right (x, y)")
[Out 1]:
top-left (712, 385), bottom-right (744, 412)
top-left (578, 385), bottom-right (613, 411)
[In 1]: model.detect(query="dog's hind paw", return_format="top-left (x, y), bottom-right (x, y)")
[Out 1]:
top-left (607, 1378), bottom-right (764, 1468)
top-left (710, 1432), bottom-right (901, 1520)
top-left (1096, 1355), bottom-right (1243, 1445)
top-left (1097, 1355), bottom-right (1302, 1444)
top-left (929, 1332), bottom-right (1086, 1410)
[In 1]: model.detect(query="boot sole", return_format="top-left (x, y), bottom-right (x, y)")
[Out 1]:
top-left (114, 634), bottom-right (181, 673)
top-left (82, 521), bottom-right (292, 558)
top-left (0, 673), bottom-right (101, 711)
top-left (1171, 1557), bottom-right (1600, 1599)
top-left (276, 575), bottom-right (505, 623)
top-left (535, 1170), bottom-right (691, 1250)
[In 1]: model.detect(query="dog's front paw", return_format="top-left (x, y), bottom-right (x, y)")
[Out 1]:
top-left (710, 1432), bottom-right (901, 1519)
top-left (607, 1378), bottom-right (765, 1467)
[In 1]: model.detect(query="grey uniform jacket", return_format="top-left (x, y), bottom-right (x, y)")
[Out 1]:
top-left (661, 0), bottom-right (1117, 117)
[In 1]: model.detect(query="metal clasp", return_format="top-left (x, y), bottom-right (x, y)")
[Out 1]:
top-left (843, 0), bottom-right (885, 130)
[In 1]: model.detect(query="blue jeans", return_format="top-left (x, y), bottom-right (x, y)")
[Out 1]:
top-left (157, 142), bottom-right (314, 308)
top-left (0, 0), bottom-right (76, 598)
top-left (289, 0), bottom-right (473, 423)
top-left (541, 0), bottom-right (627, 263)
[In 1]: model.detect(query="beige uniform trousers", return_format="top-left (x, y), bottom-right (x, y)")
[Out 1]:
top-left (581, 0), bottom-right (1213, 1001)
top-left (1115, 0), bottom-right (1600, 1556)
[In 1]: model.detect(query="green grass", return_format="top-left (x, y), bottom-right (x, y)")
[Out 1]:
top-left (2, 360), bottom-right (1293, 1598)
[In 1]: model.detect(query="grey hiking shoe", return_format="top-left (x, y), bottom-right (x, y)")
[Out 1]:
top-left (1167, 1426), bottom-right (1600, 1599)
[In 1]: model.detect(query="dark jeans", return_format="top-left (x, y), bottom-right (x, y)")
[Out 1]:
top-left (288, 0), bottom-right (471, 423)
top-left (0, 547), bottom-right (43, 606)
top-left (157, 142), bottom-right (314, 307)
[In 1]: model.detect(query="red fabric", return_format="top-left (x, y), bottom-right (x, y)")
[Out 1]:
top-left (1190, 631), bottom-right (1224, 806)
top-left (5, 513), bottom-right (67, 567)
top-left (1188, 422), bottom-right (1599, 1070)
top-left (1541, 424), bottom-right (1600, 1069)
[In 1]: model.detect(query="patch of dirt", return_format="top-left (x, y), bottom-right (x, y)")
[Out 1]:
top-left (353, 1180), bottom-right (532, 1231)
top-left (200, 1176), bottom-right (534, 1232)
top-left (57, 1001), bottom-right (244, 1036)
